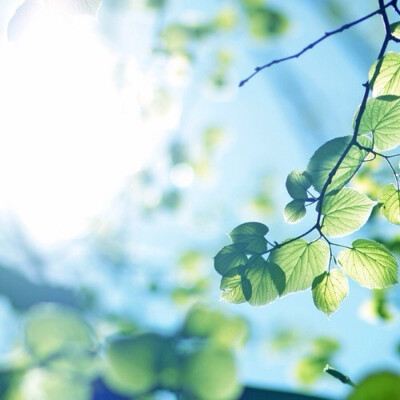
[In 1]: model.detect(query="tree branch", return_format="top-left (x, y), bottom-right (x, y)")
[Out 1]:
top-left (261, 0), bottom-right (395, 264)
top-left (394, 1), bottom-right (400, 15)
top-left (239, 0), bottom-right (395, 87)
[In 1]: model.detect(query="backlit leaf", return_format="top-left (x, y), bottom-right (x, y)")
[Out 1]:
top-left (312, 270), bottom-right (349, 316)
top-left (246, 256), bottom-right (285, 305)
top-left (284, 199), bottom-right (306, 224)
top-left (214, 244), bottom-right (247, 275)
top-left (357, 96), bottom-right (400, 151)
top-left (306, 136), bottom-right (370, 194)
top-left (378, 184), bottom-right (400, 225)
top-left (369, 52), bottom-right (400, 97)
top-left (320, 188), bottom-right (375, 237)
top-left (228, 222), bottom-right (269, 253)
top-left (390, 22), bottom-right (400, 39)
top-left (220, 266), bottom-right (248, 304)
top-left (338, 239), bottom-right (399, 289)
top-left (269, 239), bottom-right (329, 295)
top-left (285, 170), bottom-right (312, 199)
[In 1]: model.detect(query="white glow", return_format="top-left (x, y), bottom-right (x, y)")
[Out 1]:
top-left (0, 9), bottom-right (175, 246)
top-left (170, 163), bottom-right (195, 188)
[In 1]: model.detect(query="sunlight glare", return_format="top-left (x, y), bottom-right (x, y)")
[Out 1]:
top-left (0, 8), bottom-right (170, 246)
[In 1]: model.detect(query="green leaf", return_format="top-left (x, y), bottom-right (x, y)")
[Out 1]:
top-left (390, 22), bottom-right (400, 39)
top-left (269, 239), bottom-right (329, 295)
top-left (248, 6), bottom-right (289, 39)
top-left (183, 345), bottom-right (241, 400)
top-left (306, 136), bottom-right (370, 194)
top-left (220, 266), bottom-right (248, 304)
top-left (312, 337), bottom-right (340, 357)
top-left (105, 334), bottom-right (168, 396)
top-left (378, 184), bottom-right (400, 225)
top-left (182, 305), bottom-right (248, 347)
top-left (284, 200), bottom-right (306, 224)
top-left (296, 357), bottom-right (326, 385)
top-left (320, 188), bottom-right (376, 237)
top-left (369, 52), bottom-right (400, 97)
top-left (228, 222), bottom-right (269, 253)
top-left (312, 270), bottom-right (349, 316)
top-left (348, 372), bottom-right (400, 400)
top-left (338, 239), bottom-right (399, 289)
top-left (214, 7), bottom-right (237, 31)
top-left (357, 96), bottom-right (400, 151)
top-left (24, 304), bottom-right (94, 360)
top-left (371, 289), bottom-right (393, 321)
top-left (285, 170), bottom-right (312, 199)
top-left (214, 244), bottom-right (247, 275)
top-left (246, 256), bottom-right (285, 305)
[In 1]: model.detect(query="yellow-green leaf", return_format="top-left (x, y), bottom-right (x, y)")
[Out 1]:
top-left (338, 239), bottom-right (399, 289)
top-left (357, 96), bottom-right (400, 151)
top-left (284, 199), bottom-right (306, 224)
top-left (269, 239), bottom-right (329, 295)
top-left (228, 222), bottom-right (269, 253)
top-left (312, 270), bottom-right (349, 316)
top-left (220, 266), bottom-right (249, 304)
top-left (378, 184), bottom-right (400, 225)
top-left (246, 256), bottom-right (285, 306)
top-left (348, 371), bottom-right (400, 400)
top-left (369, 52), bottom-right (400, 97)
top-left (321, 188), bottom-right (376, 237)
top-left (306, 136), bottom-right (370, 194)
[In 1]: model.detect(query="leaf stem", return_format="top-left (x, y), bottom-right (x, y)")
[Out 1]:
top-left (356, 144), bottom-right (400, 189)
top-left (324, 365), bottom-right (357, 388)
top-left (393, 0), bottom-right (400, 15)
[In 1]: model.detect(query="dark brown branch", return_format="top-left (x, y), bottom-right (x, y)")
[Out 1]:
top-left (239, 0), bottom-right (395, 87)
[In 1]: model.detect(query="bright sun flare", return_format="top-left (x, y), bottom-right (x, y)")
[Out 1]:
top-left (0, 6), bottom-right (172, 247)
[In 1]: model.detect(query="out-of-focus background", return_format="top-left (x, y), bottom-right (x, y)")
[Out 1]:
top-left (0, 0), bottom-right (399, 399)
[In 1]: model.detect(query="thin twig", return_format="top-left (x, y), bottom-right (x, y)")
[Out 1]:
top-left (392, 0), bottom-right (400, 15)
top-left (380, 0), bottom-right (400, 42)
top-left (262, 224), bottom-right (318, 256)
top-left (318, 231), bottom-right (334, 271)
top-left (383, 156), bottom-right (400, 188)
top-left (356, 144), bottom-right (400, 188)
top-left (386, 152), bottom-right (400, 158)
top-left (239, 0), bottom-right (395, 87)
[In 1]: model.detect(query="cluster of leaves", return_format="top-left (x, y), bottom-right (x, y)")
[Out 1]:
top-left (0, 303), bottom-right (248, 400)
top-left (215, 25), bottom-right (400, 316)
